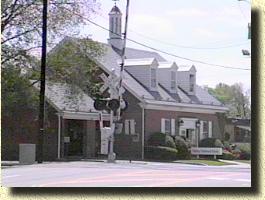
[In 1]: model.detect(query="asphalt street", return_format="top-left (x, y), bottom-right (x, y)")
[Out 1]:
top-left (1, 160), bottom-right (251, 187)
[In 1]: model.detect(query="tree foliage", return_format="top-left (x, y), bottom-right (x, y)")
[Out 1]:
top-left (1, 0), bottom-right (100, 67)
top-left (207, 83), bottom-right (251, 118)
top-left (47, 37), bottom-right (106, 98)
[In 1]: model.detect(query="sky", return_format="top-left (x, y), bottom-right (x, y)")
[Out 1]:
top-left (78, 0), bottom-right (251, 91)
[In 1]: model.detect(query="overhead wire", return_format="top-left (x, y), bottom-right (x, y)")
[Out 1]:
top-left (96, 12), bottom-right (250, 50)
top-left (59, 6), bottom-right (251, 71)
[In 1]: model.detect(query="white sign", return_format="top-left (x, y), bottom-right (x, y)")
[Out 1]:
top-left (191, 147), bottom-right (222, 155)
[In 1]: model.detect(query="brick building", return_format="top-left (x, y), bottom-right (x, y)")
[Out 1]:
top-left (2, 5), bottom-right (228, 161)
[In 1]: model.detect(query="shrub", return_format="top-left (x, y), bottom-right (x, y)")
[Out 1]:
top-left (224, 132), bottom-right (230, 141)
top-left (199, 138), bottom-right (224, 148)
top-left (220, 150), bottom-right (236, 160)
top-left (148, 132), bottom-right (176, 149)
top-left (174, 136), bottom-right (190, 159)
top-left (148, 132), bottom-right (166, 146)
top-left (165, 135), bottom-right (176, 149)
top-left (223, 141), bottom-right (232, 152)
top-left (235, 143), bottom-right (251, 160)
top-left (144, 146), bottom-right (178, 161)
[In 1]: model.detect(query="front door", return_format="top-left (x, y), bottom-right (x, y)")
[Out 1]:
top-left (66, 120), bottom-right (84, 157)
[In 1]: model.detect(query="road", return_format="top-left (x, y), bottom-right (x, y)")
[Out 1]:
top-left (1, 160), bottom-right (251, 187)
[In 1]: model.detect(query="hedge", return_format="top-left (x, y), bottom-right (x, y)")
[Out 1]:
top-left (199, 138), bottom-right (224, 148)
top-left (144, 146), bottom-right (178, 161)
top-left (174, 136), bottom-right (190, 159)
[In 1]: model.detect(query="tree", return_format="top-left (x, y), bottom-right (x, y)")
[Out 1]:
top-left (1, 0), bottom-right (99, 67)
top-left (47, 37), bottom-right (105, 98)
top-left (207, 83), bottom-right (251, 118)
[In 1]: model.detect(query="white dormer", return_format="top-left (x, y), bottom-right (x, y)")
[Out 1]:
top-left (124, 58), bottom-right (159, 91)
top-left (157, 62), bottom-right (178, 93)
top-left (177, 65), bottom-right (197, 95)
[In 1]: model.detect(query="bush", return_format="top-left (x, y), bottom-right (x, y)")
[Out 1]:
top-left (165, 135), bottom-right (176, 149)
top-left (174, 136), bottom-right (190, 159)
top-left (144, 146), bottom-right (178, 161)
top-left (235, 143), bottom-right (251, 160)
top-left (219, 150), bottom-right (236, 160)
top-left (148, 132), bottom-right (166, 146)
top-left (223, 141), bottom-right (232, 152)
top-left (148, 132), bottom-right (176, 149)
top-left (224, 132), bottom-right (230, 141)
top-left (199, 138), bottom-right (224, 148)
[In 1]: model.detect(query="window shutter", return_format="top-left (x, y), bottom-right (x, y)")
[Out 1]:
top-left (125, 120), bottom-right (129, 135)
top-left (171, 119), bottom-right (175, 136)
top-left (200, 120), bottom-right (204, 140)
top-left (161, 118), bottom-right (165, 133)
top-left (208, 121), bottom-right (212, 138)
top-left (130, 119), bottom-right (135, 135)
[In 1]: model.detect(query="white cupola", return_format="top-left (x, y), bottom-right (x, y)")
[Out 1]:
top-left (108, 5), bottom-right (123, 50)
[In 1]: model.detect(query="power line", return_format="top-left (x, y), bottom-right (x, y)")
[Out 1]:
top-left (60, 6), bottom-right (251, 71)
top-left (96, 12), bottom-right (250, 50)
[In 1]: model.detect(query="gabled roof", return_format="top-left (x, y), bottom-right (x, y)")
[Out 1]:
top-left (51, 37), bottom-right (227, 111)
top-left (124, 58), bottom-right (158, 67)
top-left (33, 81), bottom-right (97, 113)
top-left (158, 61), bottom-right (178, 69)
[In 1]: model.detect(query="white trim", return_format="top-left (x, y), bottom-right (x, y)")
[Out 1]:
top-left (209, 121), bottom-right (213, 138)
top-left (200, 120), bottom-right (204, 141)
top-left (130, 119), bottom-right (135, 135)
top-left (141, 107), bottom-right (145, 160)
top-left (125, 120), bottom-right (130, 135)
top-left (61, 111), bottom-right (114, 121)
top-left (161, 118), bottom-right (166, 133)
top-left (236, 125), bottom-right (251, 131)
top-left (140, 102), bottom-right (227, 114)
top-left (57, 115), bottom-right (61, 159)
top-left (171, 119), bottom-right (175, 136)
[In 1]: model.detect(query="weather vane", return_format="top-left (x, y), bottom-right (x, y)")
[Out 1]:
top-left (112, 0), bottom-right (119, 6)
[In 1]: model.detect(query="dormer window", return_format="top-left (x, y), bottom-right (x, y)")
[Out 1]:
top-left (151, 68), bottom-right (157, 88)
top-left (190, 74), bottom-right (194, 92)
top-left (171, 71), bottom-right (176, 90)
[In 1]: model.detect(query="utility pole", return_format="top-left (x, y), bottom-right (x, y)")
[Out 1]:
top-left (37, 0), bottom-right (48, 163)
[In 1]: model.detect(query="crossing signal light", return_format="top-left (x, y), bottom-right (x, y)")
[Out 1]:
top-left (94, 99), bottom-right (121, 111)
top-left (94, 99), bottom-right (107, 111)
top-left (107, 99), bottom-right (120, 111)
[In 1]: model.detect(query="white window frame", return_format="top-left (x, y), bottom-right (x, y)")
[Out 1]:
top-left (170, 71), bottom-right (176, 90)
top-left (151, 68), bottom-right (157, 88)
top-left (161, 118), bottom-right (175, 136)
top-left (124, 119), bottom-right (136, 135)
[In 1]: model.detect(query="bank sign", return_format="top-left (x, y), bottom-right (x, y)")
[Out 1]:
top-left (191, 147), bottom-right (223, 155)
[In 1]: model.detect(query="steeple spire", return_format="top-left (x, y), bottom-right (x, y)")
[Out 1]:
top-left (108, 1), bottom-right (123, 50)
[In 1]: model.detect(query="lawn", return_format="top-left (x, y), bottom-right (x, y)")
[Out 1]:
top-left (175, 159), bottom-right (234, 166)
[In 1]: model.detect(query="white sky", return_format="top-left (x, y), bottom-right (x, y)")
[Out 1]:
top-left (78, 0), bottom-right (251, 91)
